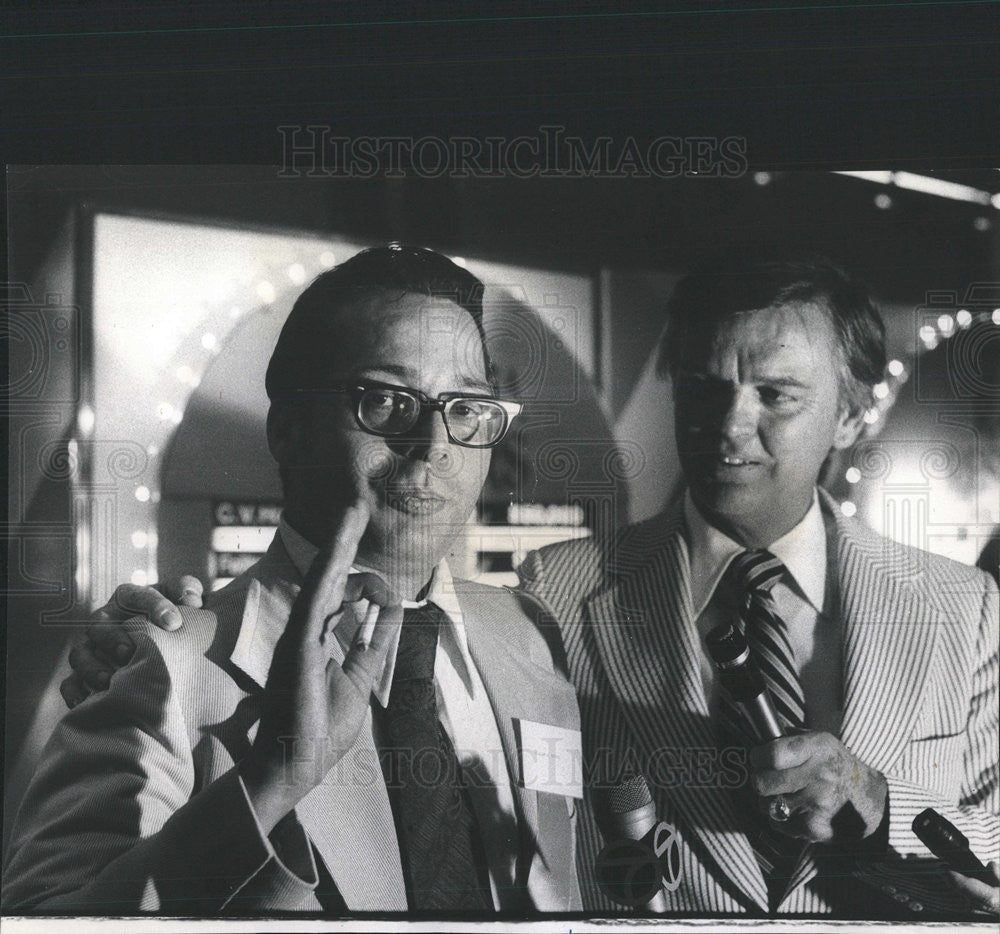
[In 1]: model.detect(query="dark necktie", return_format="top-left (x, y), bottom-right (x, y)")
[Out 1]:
top-left (719, 549), bottom-right (807, 909)
top-left (377, 603), bottom-right (492, 911)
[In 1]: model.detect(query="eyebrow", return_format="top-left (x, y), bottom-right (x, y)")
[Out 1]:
top-left (685, 370), bottom-right (807, 383)
top-left (357, 365), bottom-right (494, 395)
top-left (684, 372), bottom-right (811, 390)
top-left (755, 376), bottom-right (810, 388)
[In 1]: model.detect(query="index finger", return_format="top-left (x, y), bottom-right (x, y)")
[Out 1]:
top-left (109, 584), bottom-right (182, 631)
top-left (293, 501), bottom-right (371, 640)
top-left (157, 575), bottom-right (203, 608)
top-left (752, 760), bottom-right (814, 797)
top-left (749, 733), bottom-right (815, 772)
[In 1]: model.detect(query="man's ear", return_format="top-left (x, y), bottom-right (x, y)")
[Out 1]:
top-left (832, 401), bottom-right (866, 451)
top-left (266, 402), bottom-right (303, 466)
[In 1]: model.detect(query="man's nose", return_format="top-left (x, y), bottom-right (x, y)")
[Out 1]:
top-left (388, 409), bottom-right (455, 470)
top-left (718, 386), bottom-right (758, 442)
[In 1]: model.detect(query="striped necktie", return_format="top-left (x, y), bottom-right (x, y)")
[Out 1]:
top-left (733, 549), bottom-right (806, 732)
top-left (377, 603), bottom-right (493, 911)
top-left (721, 549), bottom-right (807, 909)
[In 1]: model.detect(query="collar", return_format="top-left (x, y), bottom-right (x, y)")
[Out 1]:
top-left (278, 515), bottom-right (471, 707)
top-left (683, 489), bottom-right (827, 617)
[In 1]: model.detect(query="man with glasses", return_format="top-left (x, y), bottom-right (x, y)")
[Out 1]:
top-left (3, 245), bottom-right (583, 915)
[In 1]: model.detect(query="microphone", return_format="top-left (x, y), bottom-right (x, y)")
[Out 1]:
top-left (595, 773), bottom-right (678, 911)
top-left (913, 808), bottom-right (997, 885)
top-left (706, 623), bottom-right (784, 742)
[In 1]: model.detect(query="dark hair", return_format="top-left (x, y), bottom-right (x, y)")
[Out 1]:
top-left (265, 243), bottom-right (494, 399)
top-left (656, 256), bottom-right (886, 412)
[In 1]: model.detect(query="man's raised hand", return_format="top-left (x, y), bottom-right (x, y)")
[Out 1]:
top-left (238, 501), bottom-right (402, 834)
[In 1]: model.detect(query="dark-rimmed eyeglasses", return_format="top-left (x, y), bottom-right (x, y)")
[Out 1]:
top-left (305, 380), bottom-right (522, 448)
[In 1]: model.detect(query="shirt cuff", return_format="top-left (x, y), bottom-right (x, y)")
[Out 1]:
top-left (236, 771), bottom-right (319, 890)
top-left (857, 785), bottom-right (891, 856)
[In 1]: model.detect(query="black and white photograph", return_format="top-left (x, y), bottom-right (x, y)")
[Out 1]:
top-left (2, 5), bottom-right (999, 934)
top-left (4, 164), bottom-right (998, 930)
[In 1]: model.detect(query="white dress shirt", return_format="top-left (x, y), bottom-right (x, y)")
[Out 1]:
top-left (278, 517), bottom-right (520, 909)
top-left (683, 490), bottom-right (843, 734)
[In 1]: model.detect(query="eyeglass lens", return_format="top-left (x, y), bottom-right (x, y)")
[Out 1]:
top-left (357, 388), bottom-right (506, 445)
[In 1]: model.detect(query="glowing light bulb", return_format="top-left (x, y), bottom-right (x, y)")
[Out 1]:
top-left (840, 501), bottom-right (857, 518)
top-left (256, 280), bottom-right (276, 304)
top-left (77, 404), bottom-right (95, 436)
top-left (135, 485), bottom-right (151, 502)
top-left (845, 467), bottom-right (861, 484)
top-left (887, 359), bottom-right (904, 377)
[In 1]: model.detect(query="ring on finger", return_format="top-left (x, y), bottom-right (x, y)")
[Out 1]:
top-left (768, 795), bottom-right (792, 822)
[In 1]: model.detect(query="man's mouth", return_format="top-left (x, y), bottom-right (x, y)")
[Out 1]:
top-left (385, 490), bottom-right (447, 516)
top-left (717, 454), bottom-right (759, 467)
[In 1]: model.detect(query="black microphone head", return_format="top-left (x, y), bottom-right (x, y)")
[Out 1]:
top-left (607, 773), bottom-right (653, 814)
top-left (705, 624), bottom-right (748, 666)
top-left (912, 808), bottom-right (970, 855)
top-left (706, 623), bottom-right (768, 703)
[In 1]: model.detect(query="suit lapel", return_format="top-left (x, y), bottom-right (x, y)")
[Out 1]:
top-left (220, 538), bottom-right (407, 911)
top-left (781, 494), bottom-right (944, 905)
top-left (831, 504), bottom-right (942, 772)
top-left (459, 580), bottom-right (578, 907)
top-left (585, 509), bottom-right (770, 913)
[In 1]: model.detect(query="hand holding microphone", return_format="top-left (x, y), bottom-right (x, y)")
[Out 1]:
top-left (706, 623), bottom-right (888, 843)
top-left (705, 623), bottom-right (785, 742)
top-left (706, 623), bottom-right (792, 824)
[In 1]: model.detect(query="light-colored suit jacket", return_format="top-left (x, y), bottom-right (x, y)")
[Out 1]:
top-left (517, 491), bottom-right (999, 916)
top-left (3, 538), bottom-right (582, 915)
